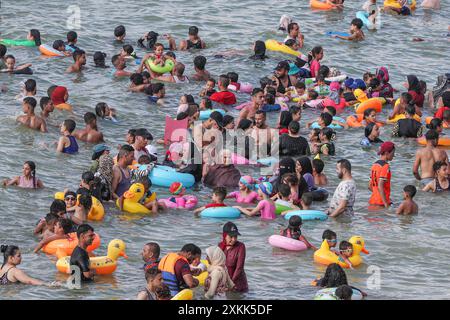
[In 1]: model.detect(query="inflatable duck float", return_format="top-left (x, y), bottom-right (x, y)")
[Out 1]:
top-left (314, 236), bottom-right (369, 268)
top-left (55, 192), bottom-right (105, 221)
top-left (116, 183), bottom-right (155, 214)
top-left (171, 289), bottom-right (194, 300)
top-left (56, 239), bottom-right (127, 275)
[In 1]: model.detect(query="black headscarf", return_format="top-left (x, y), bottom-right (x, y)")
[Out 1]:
top-left (407, 75), bottom-right (420, 93)
top-left (279, 111), bottom-right (293, 129)
top-left (250, 41), bottom-right (267, 60)
top-left (442, 91), bottom-right (450, 107)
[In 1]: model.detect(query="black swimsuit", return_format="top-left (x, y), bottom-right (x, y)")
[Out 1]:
top-left (186, 40), bottom-right (202, 50)
top-left (276, 75), bottom-right (293, 94)
top-left (0, 267), bottom-right (14, 285)
top-left (435, 178), bottom-right (450, 192)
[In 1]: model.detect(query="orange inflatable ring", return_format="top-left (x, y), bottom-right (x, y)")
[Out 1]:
top-left (355, 98), bottom-right (382, 114)
top-left (426, 117), bottom-right (449, 129)
top-left (346, 114), bottom-right (384, 128)
top-left (42, 232), bottom-right (100, 258)
top-left (418, 136), bottom-right (450, 147)
top-left (54, 103), bottom-right (72, 112)
top-left (310, 0), bottom-right (335, 10)
top-left (39, 44), bottom-right (65, 57)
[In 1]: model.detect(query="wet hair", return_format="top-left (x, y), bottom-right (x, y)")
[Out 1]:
top-left (181, 243), bottom-right (201, 256)
top-left (122, 44), bottom-right (134, 55)
top-left (45, 213), bottom-right (59, 224)
top-left (279, 111), bottom-right (293, 129)
top-left (30, 29), bottom-right (41, 46)
top-left (369, 78), bottom-right (381, 89)
top-left (321, 263), bottom-right (348, 288)
top-left (81, 171), bottom-right (95, 185)
top-left (406, 103), bottom-right (416, 116)
top-left (335, 285), bottom-right (353, 300)
top-left (364, 122), bottom-right (377, 138)
top-left (288, 215), bottom-right (302, 231)
top-left (1, 245), bottom-right (20, 268)
top-left (284, 39), bottom-right (296, 47)
top-left (251, 40), bottom-right (267, 60)
top-left (223, 115), bottom-right (235, 128)
top-left (325, 106), bottom-right (337, 117)
top-left (73, 49), bottom-right (85, 62)
top-left (301, 192), bottom-right (313, 206)
top-left (193, 55), bottom-right (207, 70)
top-left (307, 89), bottom-right (319, 100)
top-left (278, 183), bottom-right (291, 198)
top-left (24, 161), bottom-right (37, 189)
top-left (339, 241), bottom-right (352, 251)
top-left (145, 242), bottom-right (161, 259)
top-left (321, 127), bottom-right (335, 141)
top-left (187, 104), bottom-right (199, 117)
top-left (144, 267), bottom-right (162, 282)
top-left (40, 96), bottom-right (51, 110)
top-left (201, 97), bottom-right (212, 110)
top-left (78, 194), bottom-right (93, 211)
top-left (52, 39), bottom-right (65, 50)
top-left (288, 121), bottom-right (300, 134)
top-left (84, 112), bottom-right (97, 125)
top-left (296, 156), bottom-right (313, 175)
top-left (363, 108), bottom-right (375, 119)
top-left (425, 129), bottom-right (439, 141)
top-left (320, 112), bottom-right (333, 127)
top-left (50, 199), bottom-right (66, 215)
top-left (23, 97), bottom-right (37, 110)
top-left (337, 159), bottom-right (351, 173)
top-left (290, 105), bottom-right (301, 116)
top-left (0, 44), bottom-right (7, 58)
top-left (318, 65), bottom-right (330, 78)
top-left (363, 72), bottom-right (375, 83)
top-left (177, 112), bottom-right (188, 120)
top-left (322, 229), bottom-right (337, 240)
top-left (155, 284), bottom-right (172, 300)
top-left (114, 25), bottom-right (126, 37)
top-left (174, 62), bottom-right (185, 76)
top-left (118, 144), bottom-right (134, 160)
top-left (95, 102), bottom-right (108, 118)
top-left (188, 26), bottom-right (199, 36)
top-left (312, 159), bottom-right (325, 174)
top-left (351, 18), bottom-right (363, 29)
top-left (433, 161), bottom-right (447, 173)
top-left (213, 187), bottom-right (227, 202)
top-left (227, 72), bottom-right (239, 83)
top-left (426, 118), bottom-right (442, 130)
top-left (265, 93), bottom-right (275, 105)
top-left (401, 92), bottom-right (414, 105)
top-left (165, 51), bottom-right (176, 59)
top-left (316, 74), bottom-right (326, 83)
top-left (287, 22), bottom-right (299, 34)
top-left (403, 185), bottom-right (417, 198)
top-left (151, 83), bottom-right (164, 95)
top-left (4, 54), bottom-right (15, 62)
top-left (63, 119), bottom-right (76, 133)
top-left (218, 74), bottom-right (230, 88)
top-left (130, 73), bottom-right (144, 85)
top-left (67, 31), bottom-right (78, 43)
top-left (259, 76), bottom-right (276, 90)
top-left (182, 94), bottom-right (195, 104)
top-left (252, 88), bottom-right (264, 97)
top-left (237, 118), bottom-right (253, 131)
top-left (111, 54), bottom-right (121, 66)
top-left (255, 110), bottom-right (266, 119)
top-left (207, 78), bottom-right (216, 85)
top-left (76, 224), bottom-right (94, 239)
top-left (19, 80), bottom-right (34, 98)
top-left (58, 218), bottom-right (73, 234)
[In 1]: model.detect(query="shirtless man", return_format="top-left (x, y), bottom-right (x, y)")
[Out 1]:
top-left (17, 97), bottom-right (47, 133)
top-left (190, 56), bottom-right (210, 81)
top-left (73, 112), bottom-right (104, 143)
top-left (238, 88), bottom-right (265, 122)
top-left (39, 97), bottom-right (54, 119)
top-left (112, 54), bottom-right (132, 77)
top-left (66, 49), bottom-right (86, 73)
top-left (413, 129), bottom-right (449, 185)
top-left (250, 110), bottom-right (276, 159)
top-left (179, 26), bottom-right (206, 51)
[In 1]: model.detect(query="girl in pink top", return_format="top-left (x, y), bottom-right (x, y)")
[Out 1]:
top-left (309, 46), bottom-right (323, 79)
top-left (226, 176), bottom-right (259, 204)
top-left (234, 182), bottom-right (276, 220)
top-left (2, 161), bottom-right (43, 189)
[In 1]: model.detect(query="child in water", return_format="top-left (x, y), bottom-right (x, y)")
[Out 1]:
top-left (234, 182), bottom-right (276, 220)
top-left (56, 119), bottom-right (79, 154)
top-left (338, 241), bottom-right (354, 269)
top-left (69, 194), bottom-right (92, 225)
top-left (317, 127), bottom-right (336, 156)
top-left (333, 18), bottom-right (365, 41)
top-left (273, 183), bottom-right (299, 211)
top-left (95, 102), bottom-right (118, 122)
top-left (33, 218), bottom-right (72, 253)
top-left (313, 159), bottom-right (328, 186)
top-left (280, 215), bottom-right (317, 250)
top-left (423, 161), bottom-right (450, 193)
top-left (396, 185), bottom-right (418, 215)
top-left (363, 0), bottom-right (378, 25)
top-left (199, 79), bottom-right (217, 98)
top-left (323, 229), bottom-right (338, 253)
top-left (52, 40), bottom-right (72, 56)
top-left (226, 176), bottom-right (259, 204)
top-left (194, 187), bottom-right (228, 215)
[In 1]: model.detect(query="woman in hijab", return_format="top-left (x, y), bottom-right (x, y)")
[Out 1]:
top-left (249, 41), bottom-right (268, 60)
top-left (96, 153), bottom-right (114, 201)
top-left (204, 246), bottom-right (235, 299)
top-left (278, 110), bottom-right (293, 135)
top-left (295, 156), bottom-right (315, 192)
top-left (203, 149), bottom-right (241, 188)
top-left (218, 222), bottom-right (248, 292)
top-left (405, 75), bottom-right (424, 108)
top-left (51, 86), bottom-right (71, 111)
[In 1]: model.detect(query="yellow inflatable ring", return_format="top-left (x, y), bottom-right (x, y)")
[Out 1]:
top-left (116, 183), bottom-right (152, 214)
top-left (265, 39), bottom-right (302, 57)
top-left (194, 259), bottom-right (210, 286)
top-left (384, 0), bottom-right (416, 10)
top-left (171, 289), bottom-right (194, 300)
top-left (313, 236), bottom-right (369, 269)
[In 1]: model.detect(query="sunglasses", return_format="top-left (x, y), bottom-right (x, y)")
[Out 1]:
top-left (328, 239), bottom-right (337, 243)
top-left (340, 248), bottom-right (353, 254)
top-left (65, 197), bottom-right (76, 201)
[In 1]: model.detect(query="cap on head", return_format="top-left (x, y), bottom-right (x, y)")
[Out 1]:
top-left (223, 221), bottom-right (241, 236)
top-left (275, 61), bottom-right (290, 71)
top-left (377, 141), bottom-right (395, 155)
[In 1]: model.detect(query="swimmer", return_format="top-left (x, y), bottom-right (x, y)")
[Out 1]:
top-left (361, 122), bottom-right (384, 148)
top-left (313, 159), bottom-right (328, 186)
top-left (413, 130), bottom-right (449, 185)
top-left (238, 88), bottom-right (265, 121)
top-left (284, 22), bottom-right (304, 48)
top-left (396, 185), bottom-right (418, 215)
top-left (333, 18), bottom-right (365, 41)
top-left (234, 182), bottom-right (276, 220)
top-left (338, 241), bottom-right (354, 269)
top-left (190, 55), bottom-right (211, 81)
top-left (273, 183), bottom-right (299, 210)
top-left (16, 97), bottom-right (47, 133)
top-left (0, 54), bottom-right (32, 74)
top-left (326, 0), bottom-right (345, 9)
top-left (421, 0), bottom-right (440, 9)
top-left (111, 54), bottom-right (132, 77)
top-left (120, 44), bottom-right (137, 60)
top-left (39, 97), bottom-right (54, 119)
top-left (33, 218), bottom-right (72, 253)
top-left (17, 78), bottom-right (37, 101)
top-left (73, 112), bottom-right (104, 143)
top-left (280, 215), bottom-right (317, 250)
top-left (226, 176), bottom-right (259, 204)
top-left (423, 161), bottom-right (450, 193)
top-left (66, 49), bottom-right (86, 73)
top-left (56, 119), bottom-right (79, 154)
top-left (281, 173), bottom-right (300, 205)
top-left (147, 83), bottom-right (165, 105)
top-left (95, 102), bottom-right (117, 122)
top-left (69, 194), bottom-right (92, 225)
top-left (322, 229), bottom-right (338, 253)
top-left (200, 79), bottom-right (217, 98)
top-left (129, 73), bottom-right (151, 93)
top-left (155, 62), bottom-right (189, 83)
top-left (114, 25), bottom-right (126, 42)
top-left (51, 40), bottom-right (72, 57)
top-left (66, 31), bottom-right (80, 52)
top-left (2, 161), bottom-right (44, 189)
top-left (0, 44), bottom-right (6, 70)
top-left (210, 75), bottom-right (237, 105)
top-left (194, 187), bottom-right (228, 216)
top-left (391, 104), bottom-right (424, 138)
top-left (385, 0), bottom-right (411, 15)
top-left (179, 26), bottom-right (206, 50)
top-left (363, 0), bottom-right (379, 24)
top-left (137, 268), bottom-right (163, 300)
top-left (315, 128), bottom-right (336, 156)
top-left (142, 242), bottom-right (161, 272)
top-left (63, 191), bottom-right (77, 215)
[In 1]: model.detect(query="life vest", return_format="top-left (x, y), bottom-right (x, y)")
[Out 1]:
top-left (158, 253), bottom-right (189, 296)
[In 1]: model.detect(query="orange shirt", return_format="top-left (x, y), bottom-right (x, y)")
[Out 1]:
top-left (369, 160), bottom-right (391, 206)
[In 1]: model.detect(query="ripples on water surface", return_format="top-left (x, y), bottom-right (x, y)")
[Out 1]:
top-left (0, 0), bottom-right (449, 300)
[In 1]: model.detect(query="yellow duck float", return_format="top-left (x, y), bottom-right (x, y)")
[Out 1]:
top-left (55, 192), bottom-right (105, 221)
top-left (116, 183), bottom-right (156, 214)
top-left (171, 289), bottom-right (194, 300)
top-left (56, 239), bottom-right (127, 275)
top-left (314, 236), bottom-right (369, 268)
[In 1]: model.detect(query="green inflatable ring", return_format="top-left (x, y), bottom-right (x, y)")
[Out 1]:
top-left (275, 203), bottom-right (292, 215)
top-left (146, 58), bottom-right (175, 74)
top-left (0, 39), bottom-right (36, 47)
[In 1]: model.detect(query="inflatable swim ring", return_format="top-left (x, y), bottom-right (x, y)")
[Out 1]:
top-left (171, 289), bottom-right (194, 300)
top-left (386, 113), bottom-right (421, 124)
top-left (158, 195), bottom-right (198, 210)
top-left (199, 109), bottom-right (225, 121)
top-left (56, 239), bottom-right (127, 275)
top-left (426, 117), bottom-right (449, 129)
top-left (42, 232), bottom-right (100, 258)
top-left (0, 39), bottom-right (36, 47)
top-left (384, 0), bottom-right (416, 10)
top-left (265, 39), bottom-right (302, 57)
top-left (200, 207), bottom-right (241, 219)
top-left (346, 114), bottom-right (384, 128)
top-left (116, 183), bottom-right (152, 214)
top-left (355, 98), bottom-right (382, 114)
top-left (150, 165), bottom-right (195, 188)
top-left (146, 58), bottom-right (175, 74)
top-left (256, 157), bottom-right (279, 167)
top-left (356, 11), bottom-right (376, 30)
top-left (314, 236), bottom-right (369, 268)
top-left (417, 136), bottom-right (450, 147)
top-left (275, 201), bottom-right (293, 215)
top-left (311, 0), bottom-right (335, 10)
top-left (326, 31), bottom-right (351, 38)
top-left (314, 287), bottom-right (363, 300)
top-left (39, 44), bottom-right (65, 57)
top-left (268, 235), bottom-right (308, 251)
top-left (283, 210), bottom-right (328, 221)
top-left (55, 192), bottom-right (105, 221)
top-left (311, 116), bottom-right (345, 130)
